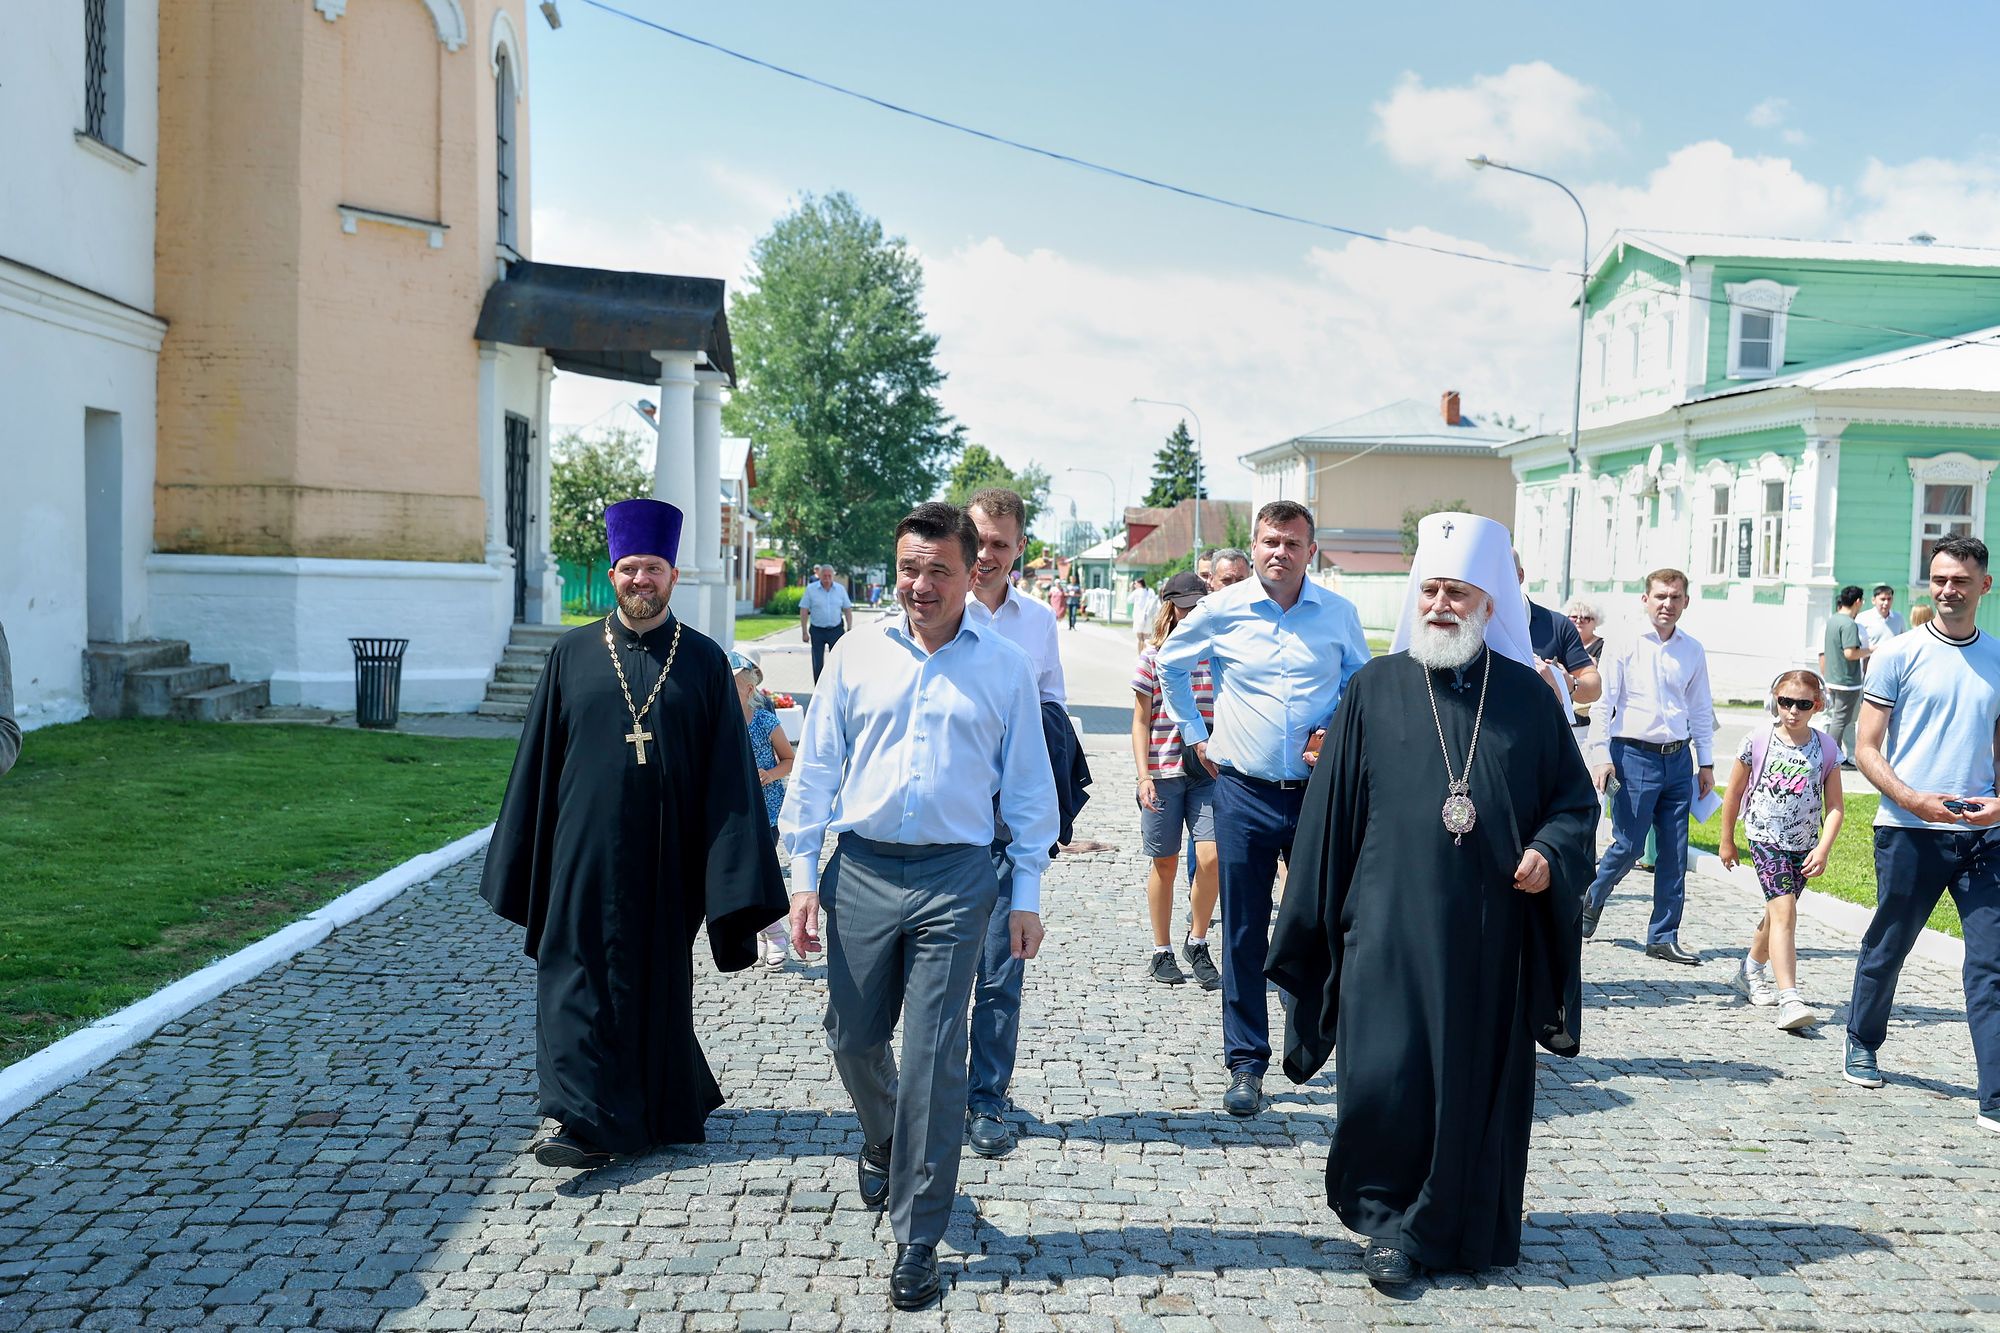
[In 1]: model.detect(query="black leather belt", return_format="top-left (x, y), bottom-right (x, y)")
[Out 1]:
top-left (1215, 765), bottom-right (1311, 792)
top-left (1616, 737), bottom-right (1688, 756)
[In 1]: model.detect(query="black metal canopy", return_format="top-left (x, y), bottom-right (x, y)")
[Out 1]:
top-left (474, 260), bottom-right (734, 386)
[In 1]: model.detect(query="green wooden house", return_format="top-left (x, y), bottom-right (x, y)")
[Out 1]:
top-left (1504, 229), bottom-right (2000, 697)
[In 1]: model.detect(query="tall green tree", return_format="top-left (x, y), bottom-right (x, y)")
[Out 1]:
top-left (724, 192), bottom-right (963, 574)
top-left (1144, 420), bottom-right (1206, 507)
top-left (549, 428), bottom-right (651, 571)
top-left (944, 443), bottom-right (1050, 530)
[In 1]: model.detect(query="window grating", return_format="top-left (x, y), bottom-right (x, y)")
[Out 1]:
top-left (84, 0), bottom-right (110, 141)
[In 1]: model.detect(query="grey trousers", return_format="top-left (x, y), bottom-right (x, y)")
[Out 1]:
top-left (1824, 687), bottom-right (1862, 761)
top-left (822, 834), bottom-right (1002, 1246)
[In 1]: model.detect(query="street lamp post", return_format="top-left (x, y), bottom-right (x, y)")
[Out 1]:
top-left (1130, 397), bottom-right (1206, 554)
top-left (1469, 153), bottom-right (1589, 603)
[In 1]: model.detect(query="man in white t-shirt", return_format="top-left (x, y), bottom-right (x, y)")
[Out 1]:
top-left (1855, 583), bottom-right (1908, 653)
top-left (1844, 536), bottom-right (2000, 1136)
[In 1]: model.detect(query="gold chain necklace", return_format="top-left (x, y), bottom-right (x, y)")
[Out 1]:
top-left (1422, 647), bottom-right (1490, 846)
top-left (604, 613), bottom-right (682, 765)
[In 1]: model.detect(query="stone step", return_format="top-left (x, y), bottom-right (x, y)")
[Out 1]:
top-left (484, 680), bottom-right (536, 699)
top-left (172, 679), bottom-right (270, 723)
top-left (507, 623), bottom-right (569, 644)
top-left (476, 699), bottom-right (530, 720)
top-left (493, 665), bottom-right (544, 685)
top-left (83, 640), bottom-right (192, 718)
top-left (127, 662), bottom-right (231, 717)
top-left (500, 646), bottom-right (552, 667)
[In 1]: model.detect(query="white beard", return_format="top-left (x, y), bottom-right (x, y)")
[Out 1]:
top-left (1408, 602), bottom-right (1490, 671)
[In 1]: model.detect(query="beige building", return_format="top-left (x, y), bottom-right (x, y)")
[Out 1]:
top-left (135, 0), bottom-right (734, 712)
top-left (1243, 392), bottom-right (1521, 628)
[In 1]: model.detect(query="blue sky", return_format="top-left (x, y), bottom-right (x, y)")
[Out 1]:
top-left (528, 1), bottom-right (2000, 533)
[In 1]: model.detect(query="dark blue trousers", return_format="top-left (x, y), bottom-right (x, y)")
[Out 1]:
top-left (1586, 739), bottom-right (1694, 945)
top-left (809, 624), bottom-right (844, 681)
top-left (1849, 826), bottom-right (2000, 1116)
top-left (1213, 771), bottom-right (1305, 1075)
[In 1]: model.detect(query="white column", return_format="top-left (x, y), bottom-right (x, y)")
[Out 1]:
top-left (533, 356), bottom-right (561, 623)
top-left (693, 369), bottom-right (730, 649)
top-left (1802, 430), bottom-right (1844, 582)
top-left (476, 343), bottom-right (510, 566)
top-left (652, 350), bottom-right (703, 630)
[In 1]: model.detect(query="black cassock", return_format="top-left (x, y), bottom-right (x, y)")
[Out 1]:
top-left (480, 613), bottom-right (788, 1153)
top-left (1266, 649), bottom-right (1597, 1273)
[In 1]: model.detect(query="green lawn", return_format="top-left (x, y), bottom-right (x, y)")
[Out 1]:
top-left (562, 610), bottom-right (797, 642)
top-left (1688, 791), bottom-right (1962, 938)
top-left (0, 720), bottom-right (517, 1060)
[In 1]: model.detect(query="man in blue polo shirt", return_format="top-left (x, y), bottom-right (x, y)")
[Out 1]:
top-left (1156, 500), bottom-right (1370, 1117)
top-left (1845, 535), bottom-right (2000, 1136)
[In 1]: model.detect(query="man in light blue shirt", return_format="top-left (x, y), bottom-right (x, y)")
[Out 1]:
top-left (799, 565), bottom-right (855, 681)
top-left (1156, 500), bottom-right (1370, 1116)
top-left (781, 502), bottom-right (1057, 1310)
top-left (1845, 534), bottom-right (2000, 1134)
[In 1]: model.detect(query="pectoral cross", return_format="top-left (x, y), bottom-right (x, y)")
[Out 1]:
top-left (624, 724), bottom-right (653, 764)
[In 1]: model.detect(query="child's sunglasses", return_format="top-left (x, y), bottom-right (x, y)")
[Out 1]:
top-left (1774, 695), bottom-right (1817, 711)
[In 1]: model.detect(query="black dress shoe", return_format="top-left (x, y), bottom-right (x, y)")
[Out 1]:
top-left (889, 1242), bottom-right (941, 1310)
top-left (532, 1127), bottom-right (613, 1171)
top-left (1579, 903), bottom-right (1601, 939)
top-left (857, 1140), bottom-right (892, 1209)
top-left (966, 1109), bottom-right (1015, 1158)
top-left (1645, 940), bottom-right (1701, 966)
top-left (1222, 1069), bottom-right (1263, 1117)
top-left (1361, 1243), bottom-right (1419, 1286)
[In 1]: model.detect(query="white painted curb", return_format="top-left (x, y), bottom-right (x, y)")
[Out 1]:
top-left (0, 824), bottom-right (494, 1128)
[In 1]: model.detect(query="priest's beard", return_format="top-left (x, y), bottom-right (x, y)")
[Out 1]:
top-left (617, 589), bottom-right (668, 622)
top-left (1408, 602), bottom-right (1490, 672)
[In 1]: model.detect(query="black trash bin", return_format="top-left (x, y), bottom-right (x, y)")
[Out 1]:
top-left (350, 638), bottom-right (409, 729)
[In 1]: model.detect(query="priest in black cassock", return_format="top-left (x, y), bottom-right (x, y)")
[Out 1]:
top-left (1267, 511), bottom-right (1597, 1287)
top-left (481, 497), bottom-right (788, 1171)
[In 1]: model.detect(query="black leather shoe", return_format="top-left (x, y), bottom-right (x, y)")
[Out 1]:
top-left (857, 1140), bottom-right (891, 1209)
top-left (532, 1127), bottom-right (613, 1170)
top-left (966, 1109), bottom-right (1015, 1158)
top-left (1579, 903), bottom-right (1601, 939)
top-left (1361, 1243), bottom-right (1419, 1286)
top-left (1645, 940), bottom-right (1702, 966)
top-left (889, 1242), bottom-right (941, 1310)
top-left (1222, 1069), bottom-right (1263, 1117)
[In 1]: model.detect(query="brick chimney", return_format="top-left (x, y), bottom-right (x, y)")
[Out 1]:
top-left (1440, 390), bottom-right (1461, 426)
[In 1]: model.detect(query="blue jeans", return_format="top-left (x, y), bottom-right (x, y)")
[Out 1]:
top-left (1849, 826), bottom-right (2000, 1115)
top-left (1586, 739), bottom-right (1694, 945)
top-left (967, 844), bottom-right (1021, 1116)
top-left (1213, 771), bottom-right (1306, 1074)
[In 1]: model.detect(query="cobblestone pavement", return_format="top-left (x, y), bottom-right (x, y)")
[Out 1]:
top-left (2, 627), bottom-right (1996, 1331)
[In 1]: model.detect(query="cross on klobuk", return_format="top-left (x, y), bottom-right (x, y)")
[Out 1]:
top-left (1441, 520), bottom-right (1456, 537)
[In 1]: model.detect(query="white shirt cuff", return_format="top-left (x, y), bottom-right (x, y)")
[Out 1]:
top-left (1009, 867), bottom-right (1042, 914)
top-left (790, 855), bottom-right (819, 892)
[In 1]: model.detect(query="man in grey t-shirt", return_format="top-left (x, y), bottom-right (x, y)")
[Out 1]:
top-left (0, 622), bottom-right (19, 778)
top-left (1819, 585), bottom-right (1868, 766)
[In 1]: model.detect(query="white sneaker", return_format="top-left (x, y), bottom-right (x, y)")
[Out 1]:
top-left (1977, 1109), bottom-right (2000, 1136)
top-left (1776, 997), bottom-right (1821, 1031)
top-left (1728, 966), bottom-right (1779, 1007)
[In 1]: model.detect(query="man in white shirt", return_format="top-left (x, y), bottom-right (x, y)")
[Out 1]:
top-left (1855, 583), bottom-right (1908, 653)
top-left (782, 502), bottom-right (1058, 1311)
top-left (799, 565), bottom-right (855, 681)
top-left (1580, 569), bottom-right (1716, 964)
top-left (962, 488), bottom-right (1071, 1160)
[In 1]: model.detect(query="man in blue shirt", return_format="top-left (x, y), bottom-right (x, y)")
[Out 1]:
top-left (782, 503), bottom-right (1058, 1309)
top-left (798, 565), bottom-right (855, 681)
top-left (1845, 535), bottom-right (2000, 1136)
top-left (1156, 500), bottom-right (1371, 1116)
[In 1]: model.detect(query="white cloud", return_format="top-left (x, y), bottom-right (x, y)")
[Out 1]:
top-left (920, 231), bottom-right (1576, 526)
top-left (1373, 62), bottom-right (1615, 180)
top-left (1851, 156), bottom-right (2000, 246)
top-left (1746, 97), bottom-right (1789, 130)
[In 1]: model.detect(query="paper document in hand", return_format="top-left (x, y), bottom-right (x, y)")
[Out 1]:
top-left (1690, 788), bottom-right (1723, 824)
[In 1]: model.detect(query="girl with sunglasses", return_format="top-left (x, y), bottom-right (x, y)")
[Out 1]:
top-left (1717, 669), bottom-right (1847, 1030)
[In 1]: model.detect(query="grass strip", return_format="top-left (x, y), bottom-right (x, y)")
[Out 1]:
top-left (0, 719), bottom-right (516, 1060)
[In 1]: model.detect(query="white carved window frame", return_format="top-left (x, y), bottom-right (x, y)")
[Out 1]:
top-left (1702, 459), bottom-right (1735, 580)
top-left (1907, 451), bottom-right (1998, 585)
top-left (491, 9), bottom-right (525, 92)
top-left (1752, 451), bottom-right (1792, 581)
top-left (1725, 279), bottom-right (1797, 380)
